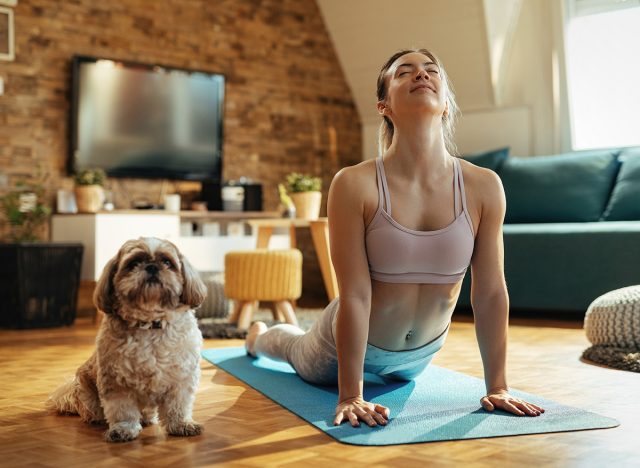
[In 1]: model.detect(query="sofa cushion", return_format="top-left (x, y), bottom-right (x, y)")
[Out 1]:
top-left (601, 148), bottom-right (640, 221)
top-left (461, 147), bottom-right (509, 172)
top-left (499, 150), bottom-right (620, 223)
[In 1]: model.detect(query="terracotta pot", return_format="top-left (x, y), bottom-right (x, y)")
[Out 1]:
top-left (74, 185), bottom-right (104, 213)
top-left (290, 191), bottom-right (322, 220)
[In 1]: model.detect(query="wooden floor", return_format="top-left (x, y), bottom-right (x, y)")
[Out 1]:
top-left (1, 311), bottom-right (638, 468)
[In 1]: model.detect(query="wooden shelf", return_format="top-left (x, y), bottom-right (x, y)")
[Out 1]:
top-left (179, 210), bottom-right (280, 221)
top-left (54, 209), bottom-right (281, 220)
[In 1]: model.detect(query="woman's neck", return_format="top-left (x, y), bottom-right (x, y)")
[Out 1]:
top-left (384, 116), bottom-right (451, 183)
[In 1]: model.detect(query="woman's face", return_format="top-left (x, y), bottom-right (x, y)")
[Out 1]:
top-left (379, 52), bottom-right (448, 121)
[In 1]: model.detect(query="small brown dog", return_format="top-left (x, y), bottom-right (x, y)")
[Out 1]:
top-left (47, 237), bottom-right (207, 442)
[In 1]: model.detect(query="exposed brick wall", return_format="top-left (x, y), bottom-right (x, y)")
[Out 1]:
top-left (0, 0), bottom-right (361, 303)
top-left (0, 0), bottom-right (361, 211)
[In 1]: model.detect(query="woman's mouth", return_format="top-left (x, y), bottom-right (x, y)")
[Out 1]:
top-left (410, 85), bottom-right (435, 93)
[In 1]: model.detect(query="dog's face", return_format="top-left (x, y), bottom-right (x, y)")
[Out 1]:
top-left (94, 237), bottom-right (206, 321)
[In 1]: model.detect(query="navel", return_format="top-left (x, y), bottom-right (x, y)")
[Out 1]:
top-left (405, 330), bottom-right (413, 341)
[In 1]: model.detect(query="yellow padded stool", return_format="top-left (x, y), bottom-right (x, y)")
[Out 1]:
top-left (225, 249), bottom-right (302, 331)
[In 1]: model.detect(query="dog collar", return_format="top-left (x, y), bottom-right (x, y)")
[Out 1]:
top-left (135, 320), bottom-right (165, 330)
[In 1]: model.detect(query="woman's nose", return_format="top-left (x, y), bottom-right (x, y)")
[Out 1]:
top-left (415, 68), bottom-right (429, 80)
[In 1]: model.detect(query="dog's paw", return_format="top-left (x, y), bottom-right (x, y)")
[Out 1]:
top-left (105, 422), bottom-right (142, 443)
top-left (167, 420), bottom-right (203, 437)
top-left (141, 409), bottom-right (158, 426)
top-left (141, 415), bottom-right (158, 427)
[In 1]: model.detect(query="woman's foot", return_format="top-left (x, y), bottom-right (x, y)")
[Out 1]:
top-left (245, 321), bottom-right (268, 357)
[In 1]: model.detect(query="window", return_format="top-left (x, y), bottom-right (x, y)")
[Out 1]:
top-left (565, 1), bottom-right (640, 149)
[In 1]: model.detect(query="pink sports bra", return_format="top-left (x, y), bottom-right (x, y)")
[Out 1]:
top-left (365, 156), bottom-right (475, 284)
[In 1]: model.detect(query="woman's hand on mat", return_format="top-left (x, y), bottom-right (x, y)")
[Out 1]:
top-left (334, 397), bottom-right (390, 427)
top-left (481, 389), bottom-right (545, 417)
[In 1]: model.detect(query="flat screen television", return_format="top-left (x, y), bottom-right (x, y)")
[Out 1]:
top-left (69, 56), bottom-right (224, 181)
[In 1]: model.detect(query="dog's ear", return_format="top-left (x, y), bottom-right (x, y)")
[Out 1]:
top-left (93, 251), bottom-right (121, 315)
top-left (179, 252), bottom-right (206, 308)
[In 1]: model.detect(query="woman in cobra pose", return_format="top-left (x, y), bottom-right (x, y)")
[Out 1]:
top-left (246, 48), bottom-right (544, 427)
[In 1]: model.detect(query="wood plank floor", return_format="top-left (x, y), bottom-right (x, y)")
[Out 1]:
top-left (0, 311), bottom-right (638, 468)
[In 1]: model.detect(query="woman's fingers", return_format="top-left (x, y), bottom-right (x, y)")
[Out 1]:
top-left (367, 408), bottom-right (388, 425)
top-left (374, 404), bottom-right (391, 419)
top-left (522, 402), bottom-right (543, 416)
top-left (335, 402), bottom-right (392, 428)
top-left (528, 402), bottom-right (545, 413)
top-left (501, 400), bottom-right (525, 416)
top-left (480, 396), bottom-right (495, 411)
top-left (354, 408), bottom-right (377, 427)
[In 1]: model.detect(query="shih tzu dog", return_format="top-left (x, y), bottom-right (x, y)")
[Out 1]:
top-left (47, 237), bottom-right (207, 442)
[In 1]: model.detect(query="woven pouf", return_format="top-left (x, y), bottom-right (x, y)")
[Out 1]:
top-left (197, 272), bottom-right (230, 320)
top-left (224, 249), bottom-right (302, 331)
top-left (582, 285), bottom-right (640, 372)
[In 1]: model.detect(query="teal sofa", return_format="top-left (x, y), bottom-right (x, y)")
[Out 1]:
top-left (457, 147), bottom-right (640, 313)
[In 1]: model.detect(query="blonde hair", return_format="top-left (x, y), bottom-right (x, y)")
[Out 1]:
top-left (376, 48), bottom-right (460, 156)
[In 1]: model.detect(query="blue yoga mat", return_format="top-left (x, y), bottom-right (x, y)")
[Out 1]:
top-left (202, 347), bottom-right (618, 445)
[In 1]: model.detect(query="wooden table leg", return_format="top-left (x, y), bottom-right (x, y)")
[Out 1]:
top-left (309, 220), bottom-right (339, 301)
top-left (256, 226), bottom-right (273, 249)
top-left (289, 225), bottom-right (297, 249)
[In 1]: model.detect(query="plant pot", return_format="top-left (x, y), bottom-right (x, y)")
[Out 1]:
top-left (0, 243), bottom-right (84, 328)
top-left (290, 191), bottom-right (322, 220)
top-left (74, 185), bottom-right (104, 213)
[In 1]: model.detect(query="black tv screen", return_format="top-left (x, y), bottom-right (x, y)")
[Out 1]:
top-left (69, 56), bottom-right (224, 181)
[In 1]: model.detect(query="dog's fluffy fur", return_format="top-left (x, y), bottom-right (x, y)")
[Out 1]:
top-left (47, 237), bottom-right (207, 442)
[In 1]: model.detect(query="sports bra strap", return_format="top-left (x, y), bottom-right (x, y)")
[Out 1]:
top-left (453, 158), bottom-right (460, 217)
top-left (375, 157), bottom-right (385, 214)
top-left (376, 157), bottom-right (392, 215)
top-left (456, 158), bottom-right (469, 215)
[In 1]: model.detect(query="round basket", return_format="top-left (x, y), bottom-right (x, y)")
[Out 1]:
top-left (197, 272), bottom-right (230, 320)
top-left (584, 285), bottom-right (640, 349)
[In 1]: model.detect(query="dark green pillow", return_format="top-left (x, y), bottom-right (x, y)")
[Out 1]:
top-left (462, 147), bottom-right (509, 172)
top-left (499, 150), bottom-right (621, 223)
top-left (602, 148), bottom-right (640, 221)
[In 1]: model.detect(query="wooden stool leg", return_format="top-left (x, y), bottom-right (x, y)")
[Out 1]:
top-left (228, 300), bottom-right (242, 324)
top-left (237, 301), bottom-right (255, 331)
top-left (275, 300), bottom-right (299, 327)
top-left (268, 302), bottom-right (285, 322)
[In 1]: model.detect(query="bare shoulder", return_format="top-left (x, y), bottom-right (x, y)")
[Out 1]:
top-left (457, 158), bottom-right (505, 233)
top-left (330, 159), bottom-right (378, 201)
top-left (457, 157), bottom-right (505, 206)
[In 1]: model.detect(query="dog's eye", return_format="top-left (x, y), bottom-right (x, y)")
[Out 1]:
top-left (162, 259), bottom-right (173, 268)
top-left (128, 260), bottom-right (141, 270)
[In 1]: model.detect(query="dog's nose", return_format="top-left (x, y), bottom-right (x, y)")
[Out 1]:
top-left (145, 264), bottom-right (159, 275)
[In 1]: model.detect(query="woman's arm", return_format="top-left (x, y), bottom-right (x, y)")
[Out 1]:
top-left (328, 166), bottom-right (389, 427)
top-left (470, 169), bottom-right (544, 417)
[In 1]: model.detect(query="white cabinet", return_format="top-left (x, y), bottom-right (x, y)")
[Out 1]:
top-left (51, 211), bottom-right (289, 280)
top-left (52, 212), bottom-right (180, 281)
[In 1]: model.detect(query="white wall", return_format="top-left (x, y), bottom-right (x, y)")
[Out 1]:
top-left (317, 0), bottom-right (571, 158)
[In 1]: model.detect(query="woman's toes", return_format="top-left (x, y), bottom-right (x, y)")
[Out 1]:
top-left (245, 321), bottom-right (268, 357)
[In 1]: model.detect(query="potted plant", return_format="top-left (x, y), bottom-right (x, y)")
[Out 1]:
top-left (0, 180), bottom-right (51, 242)
top-left (0, 175), bottom-right (83, 328)
top-left (284, 173), bottom-right (322, 220)
top-left (74, 168), bottom-right (106, 213)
